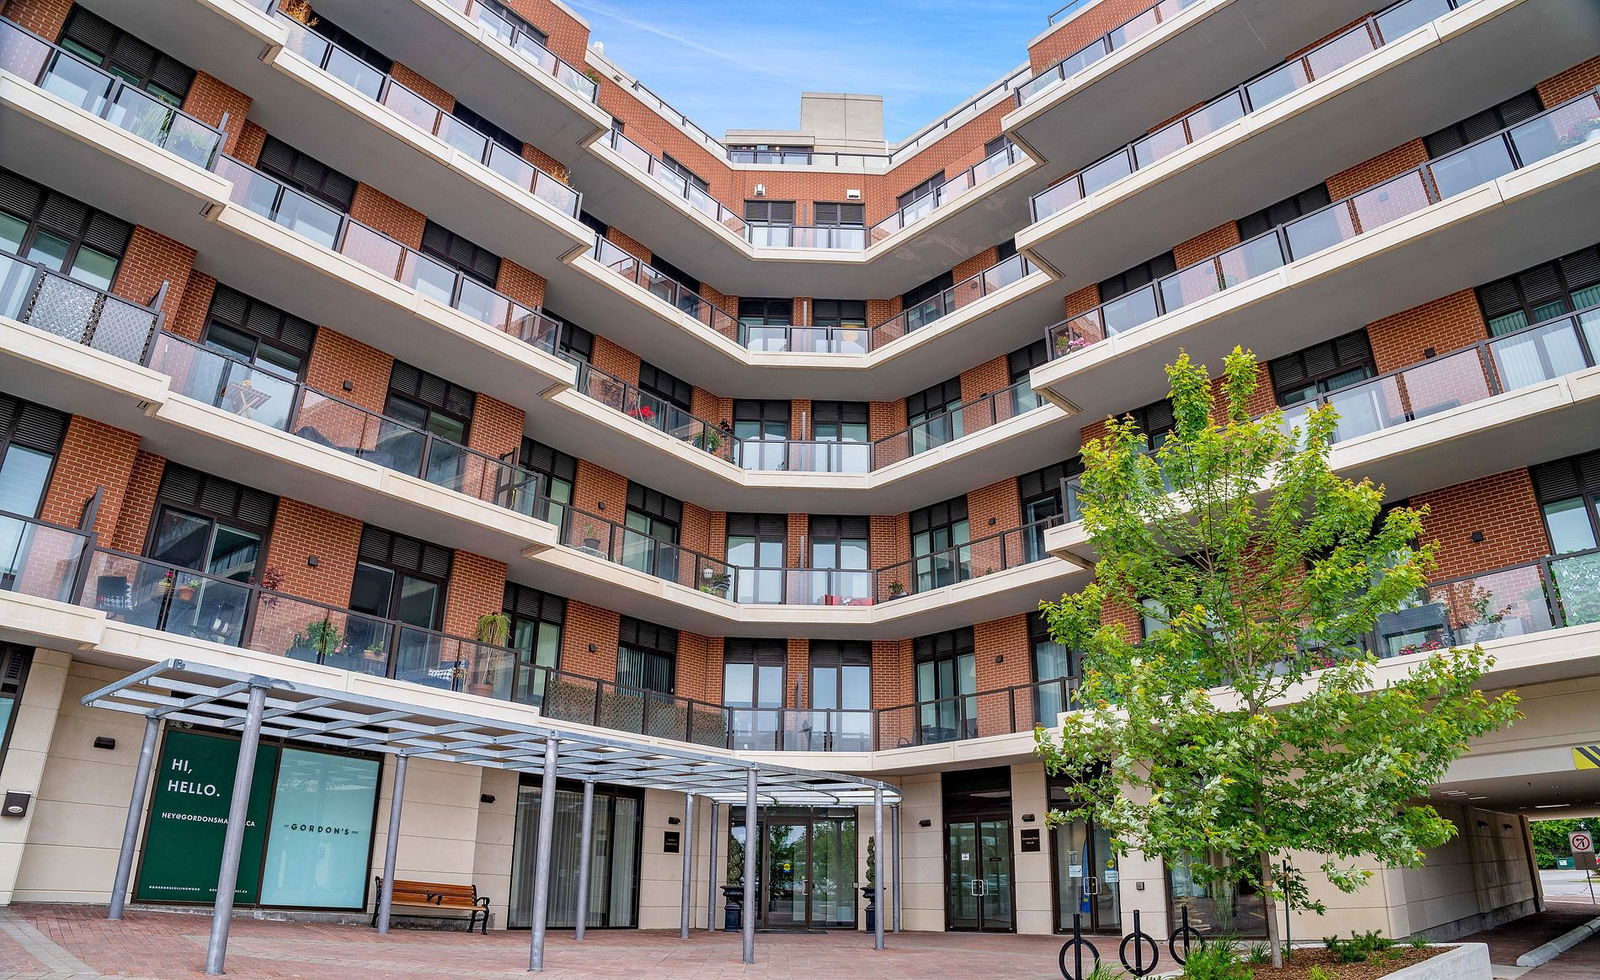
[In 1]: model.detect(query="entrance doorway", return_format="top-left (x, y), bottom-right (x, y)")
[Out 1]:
top-left (731, 807), bottom-right (857, 930)
top-left (942, 767), bottom-right (1016, 932)
top-left (1053, 817), bottom-right (1121, 933)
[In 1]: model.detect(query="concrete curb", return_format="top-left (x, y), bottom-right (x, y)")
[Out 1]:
top-left (1515, 914), bottom-right (1600, 968)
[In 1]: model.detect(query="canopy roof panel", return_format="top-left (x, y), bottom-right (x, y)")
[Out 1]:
top-left (80, 659), bottom-right (900, 806)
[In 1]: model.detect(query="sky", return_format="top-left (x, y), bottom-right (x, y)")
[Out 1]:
top-left (566, 0), bottom-right (1049, 144)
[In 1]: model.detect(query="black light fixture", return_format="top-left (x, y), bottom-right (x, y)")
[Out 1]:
top-left (1471, 530), bottom-right (1485, 543)
top-left (306, 555), bottom-right (319, 567)
top-left (1021, 813), bottom-right (1036, 823)
top-left (918, 818), bottom-right (932, 828)
top-left (92, 736), bottom-right (117, 751)
top-left (342, 380), bottom-right (354, 392)
top-left (668, 816), bottom-right (681, 825)
top-left (480, 794), bottom-right (496, 804)
top-left (588, 643), bottom-right (598, 653)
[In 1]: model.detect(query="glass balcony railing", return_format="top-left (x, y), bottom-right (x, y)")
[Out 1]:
top-left (1048, 0), bottom-right (1102, 25)
top-left (442, 0), bottom-right (598, 101)
top-left (603, 128), bottom-right (746, 234)
top-left (868, 253), bottom-right (1034, 348)
top-left (723, 567), bottom-right (875, 606)
top-left (1044, 89), bottom-right (1600, 359)
top-left (874, 677), bottom-right (1078, 748)
top-left (871, 379), bottom-right (1049, 469)
top-left (215, 156), bottom-right (566, 350)
top-left (869, 143), bottom-right (1026, 245)
top-left (573, 360), bottom-right (737, 459)
top-left (1422, 548), bottom-right (1600, 648)
top-left (592, 236), bottom-right (745, 341)
top-left (272, 13), bottom-right (579, 219)
top-left (145, 332), bottom-right (544, 514)
top-left (1017, 0), bottom-right (1207, 106)
top-left (873, 515), bottom-right (1065, 604)
top-left (746, 224), bottom-right (867, 250)
top-left (0, 17), bottom-right (226, 168)
top-left (889, 66), bottom-right (1035, 167)
top-left (0, 250), bottom-right (162, 360)
top-left (1031, 0), bottom-right (1480, 221)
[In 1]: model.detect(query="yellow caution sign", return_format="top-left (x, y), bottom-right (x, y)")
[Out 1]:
top-left (1575, 745), bottom-right (1600, 770)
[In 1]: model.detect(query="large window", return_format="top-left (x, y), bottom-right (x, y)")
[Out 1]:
top-left (914, 628), bottom-right (976, 743)
top-left (808, 640), bottom-right (871, 751)
top-left (0, 645), bottom-right (32, 775)
top-left (910, 496), bottom-right (970, 593)
top-left (1030, 610), bottom-right (1076, 726)
top-left (510, 777), bottom-right (641, 929)
top-left (1532, 450), bottom-right (1600, 554)
top-left (0, 169), bottom-right (133, 291)
top-left (420, 220), bottom-right (501, 287)
top-left (901, 270), bottom-right (954, 328)
top-left (521, 438), bottom-right (576, 527)
top-left (256, 136), bottom-right (356, 213)
top-left (906, 376), bottom-right (963, 455)
top-left (1423, 90), bottom-right (1543, 159)
top-left (57, 8), bottom-right (195, 106)
top-left (727, 513), bottom-right (785, 603)
top-left (1267, 329), bottom-right (1376, 407)
top-left (622, 482), bottom-right (681, 580)
top-left (499, 582), bottom-right (564, 705)
top-left (738, 298), bottom-right (792, 351)
top-left (617, 616), bottom-right (676, 693)
top-left (552, 316), bottom-right (593, 364)
top-left (1017, 457), bottom-right (1083, 560)
top-left (813, 202), bottom-right (866, 247)
top-left (306, 13), bottom-right (392, 73)
top-left (348, 525), bottom-right (451, 675)
top-left (660, 154), bottom-right (709, 194)
top-left (1167, 853), bottom-right (1267, 937)
top-left (811, 299), bottom-right (868, 353)
top-left (637, 362), bottom-right (693, 423)
top-left (1476, 245), bottom-right (1600, 337)
top-left (723, 637), bottom-right (786, 749)
top-left (1007, 340), bottom-right (1049, 414)
top-left (808, 515), bottom-right (869, 604)
top-left (1236, 183), bottom-right (1331, 242)
top-left (810, 401), bottom-right (869, 473)
top-left (201, 285), bottom-right (314, 386)
top-left (383, 361), bottom-right (474, 485)
top-left (0, 394), bottom-right (68, 586)
top-left (896, 173), bottom-right (945, 212)
top-left (733, 400), bottom-right (789, 469)
top-left (1099, 251), bottom-right (1176, 304)
top-left (744, 201), bottom-right (796, 247)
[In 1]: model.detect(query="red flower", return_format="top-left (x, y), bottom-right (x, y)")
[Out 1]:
top-left (628, 405), bottom-right (655, 421)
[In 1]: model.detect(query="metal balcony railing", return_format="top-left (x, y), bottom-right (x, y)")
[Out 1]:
top-left (1031, 0), bottom-right (1482, 221)
top-left (0, 249), bottom-right (166, 358)
top-left (603, 128), bottom-right (746, 234)
top-left (868, 143), bottom-right (1026, 245)
top-left (866, 253), bottom-right (1034, 349)
top-left (870, 379), bottom-right (1049, 469)
top-left (1044, 89), bottom-right (1600, 358)
top-left (441, 0), bottom-right (598, 101)
top-left (872, 515), bottom-right (1066, 604)
top-left (270, 11), bottom-right (579, 219)
top-left (875, 677), bottom-right (1079, 748)
top-left (1017, 0), bottom-right (1208, 106)
top-left (0, 17), bottom-right (226, 168)
top-left (591, 236), bottom-right (744, 340)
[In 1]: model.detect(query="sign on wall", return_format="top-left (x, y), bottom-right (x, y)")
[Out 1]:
top-left (135, 730), bottom-right (379, 909)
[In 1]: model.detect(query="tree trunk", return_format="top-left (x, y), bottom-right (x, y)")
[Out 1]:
top-left (1259, 851), bottom-right (1283, 969)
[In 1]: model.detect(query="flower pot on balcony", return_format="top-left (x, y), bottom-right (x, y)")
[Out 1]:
top-left (721, 884), bottom-right (744, 932)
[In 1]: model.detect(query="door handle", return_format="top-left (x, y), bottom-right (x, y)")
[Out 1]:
top-left (970, 878), bottom-right (986, 897)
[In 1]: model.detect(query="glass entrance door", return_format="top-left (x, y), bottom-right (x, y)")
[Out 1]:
top-left (739, 809), bottom-right (857, 930)
top-left (763, 821), bottom-right (808, 927)
top-left (946, 819), bottom-right (1014, 932)
top-left (1054, 818), bottom-right (1121, 933)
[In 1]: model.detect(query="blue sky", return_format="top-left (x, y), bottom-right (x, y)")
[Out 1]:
top-left (567, 0), bottom-right (1048, 143)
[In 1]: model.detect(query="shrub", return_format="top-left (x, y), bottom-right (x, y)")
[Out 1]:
top-left (1183, 937), bottom-right (1253, 980)
top-left (1245, 943), bottom-right (1270, 965)
top-left (1308, 967), bottom-right (1334, 980)
top-left (1322, 929), bottom-right (1396, 963)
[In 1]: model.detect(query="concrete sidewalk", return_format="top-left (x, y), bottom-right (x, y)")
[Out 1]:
top-left (1459, 903), bottom-right (1600, 979)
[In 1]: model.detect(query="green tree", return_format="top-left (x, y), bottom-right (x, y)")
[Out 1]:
top-left (1530, 818), bottom-right (1593, 868)
top-left (1034, 348), bottom-right (1519, 968)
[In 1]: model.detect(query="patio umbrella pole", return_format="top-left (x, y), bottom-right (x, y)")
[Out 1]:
top-left (108, 715), bottom-right (159, 921)
top-left (375, 754), bottom-right (408, 934)
top-left (203, 682), bottom-right (267, 976)
top-left (528, 738), bottom-right (559, 972)
top-left (574, 780), bottom-right (594, 941)
top-left (680, 793), bottom-right (695, 938)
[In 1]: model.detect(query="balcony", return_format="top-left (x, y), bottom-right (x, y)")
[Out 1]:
top-left (1046, 318), bottom-right (1600, 562)
top-left (1029, 90), bottom-right (1600, 420)
top-left (1007, 0), bottom-right (1387, 177)
top-left (1019, 0), bottom-right (1600, 285)
top-left (567, 243), bottom-right (1060, 400)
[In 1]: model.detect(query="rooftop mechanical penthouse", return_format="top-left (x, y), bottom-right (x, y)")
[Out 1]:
top-left (0, 0), bottom-right (1597, 967)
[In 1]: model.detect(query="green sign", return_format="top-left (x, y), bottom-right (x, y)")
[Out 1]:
top-left (135, 730), bottom-right (276, 904)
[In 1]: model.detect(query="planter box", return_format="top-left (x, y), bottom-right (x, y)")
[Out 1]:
top-left (1383, 943), bottom-right (1490, 980)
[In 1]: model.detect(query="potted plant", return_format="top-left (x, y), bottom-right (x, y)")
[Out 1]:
top-left (362, 643), bottom-right (387, 666)
top-left (470, 612), bottom-right (513, 697)
top-left (861, 835), bottom-right (878, 932)
top-left (154, 572), bottom-right (175, 598)
top-left (582, 523), bottom-right (602, 552)
top-left (696, 427), bottom-right (722, 453)
top-left (281, 0), bottom-right (318, 27)
top-left (175, 577), bottom-right (201, 603)
top-left (886, 580), bottom-right (906, 599)
top-left (290, 617), bottom-right (342, 662)
top-left (699, 569), bottom-right (731, 597)
top-left (722, 836), bottom-right (746, 931)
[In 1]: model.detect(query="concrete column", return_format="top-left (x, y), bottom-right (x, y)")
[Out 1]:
top-left (892, 803), bottom-right (902, 934)
top-left (0, 649), bottom-right (71, 907)
top-left (872, 787), bottom-right (884, 951)
top-left (204, 683), bottom-right (267, 976)
top-left (707, 802), bottom-right (719, 932)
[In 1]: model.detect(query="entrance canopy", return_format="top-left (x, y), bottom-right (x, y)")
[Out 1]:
top-left (81, 658), bottom-right (900, 806)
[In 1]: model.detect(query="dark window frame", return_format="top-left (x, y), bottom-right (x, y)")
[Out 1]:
top-left (1476, 245), bottom-right (1600, 338)
top-left (1236, 184), bottom-right (1331, 242)
top-left (0, 169), bottom-right (134, 288)
top-left (1267, 329), bottom-right (1376, 407)
top-left (617, 616), bottom-right (677, 694)
top-left (256, 136), bottom-right (357, 213)
top-left (1099, 251), bottom-right (1176, 304)
top-left (57, 8), bottom-right (195, 105)
top-left (1423, 89), bottom-right (1544, 160)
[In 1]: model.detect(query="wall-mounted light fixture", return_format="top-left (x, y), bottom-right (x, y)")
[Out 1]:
top-left (93, 736), bottom-right (117, 751)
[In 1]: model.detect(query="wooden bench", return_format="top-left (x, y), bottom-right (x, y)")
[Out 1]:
top-left (371, 877), bottom-right (490, 934)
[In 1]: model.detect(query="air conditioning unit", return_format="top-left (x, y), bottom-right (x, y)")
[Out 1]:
top-left (753, 184), bottom-right (766, 197)
top-left (846, 189), bottom-right (861, 200)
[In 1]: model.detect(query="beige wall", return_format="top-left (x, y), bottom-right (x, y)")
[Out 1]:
top-left (0, 648), bottom-right (72, 905)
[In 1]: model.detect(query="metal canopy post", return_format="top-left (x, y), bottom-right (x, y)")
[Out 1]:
top-left (892, 803), bottom-right (902, 934)
top-left (679, 793), bottom-right (695, 939)
top-left (375, 753), bottom-right (409, 934)
top-left (573, 781), bottom-right (595, 941)
top-left (872, 786), bottom-right (885, 951)
top-left (203, 682), bottom-right (267, 976)
top-left (528, 738), bottom-right (559, 972)
top-left (108, 715), bottom-right (159, 921)
top-left (742, 770), bottom-right (756, 964)
top-left (706, 801), bottom-right (719, 932)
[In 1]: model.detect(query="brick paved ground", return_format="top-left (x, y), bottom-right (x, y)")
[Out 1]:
top-left (1, 904), bottom-right (1111, 979)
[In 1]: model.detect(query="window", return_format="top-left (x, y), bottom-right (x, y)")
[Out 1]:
top-left (1267, 329), bottom-right (1375, 406)
top-left (1030, 610), bottom-right (1077, 725)
top-left (906, 377), bottom-right (964, 454)
top-left (997, 238), bottom-right (1018, 262)
top-left (544, 310), bottom-right (592, 363)
top-left (1007, 340), bottom-right (1049, 414)
top-left (306, 13), bottom-right (392, 73)
top-left (902, 270), bottom-right (954, 319)
top-left (502, 582), bottom-right (564, 705)
top-left (0, 169), bottom-right (133, 291)
top-left (201, 285), bottom-right (314, 382)
top-left (637, 362), bottom-right (693, 415)
top-left (578, 211), bottom-right (609, 239)
top-left (984, 135), bottom-right (1013, 159)
top-left (723, 638), bottom-right (785, 749)
top-left (623, 482), bottom-right (681, 579)
top-left (728, 144), bottom-right (810, 164)
top-left (733, 401), bottom-right (789, 469)
top-left (660, 154), bottom-right (709, 194)
top-left (256, 137), bottom-right (357, 212)
top-left (808, 640), bottom-right (871, 750)
top-left (477, 0), bottom-right (549, 46)
top-left (808, 515), bottom-right (869, 603)
top-left (1099, 251), bottom-right (1176, 304)
top-left (617, 616), bottom-right (676, 693)
top-left (738, 298), bottom-right (792, 351)
top-left (809, 300), bottom-right (869, 354)
top-left (0, 645), bottom-right (31, 773)
top-left (896, 172), bottom-right (945, 212)
top-left (810, 402), bottom-right (869, 473)
top-left (450, 101), bottom-right (521, 155)
top-left (1236, 183), bottom-right (1331, 241)
top-left (648, 253), bottom-right (701, 299)
top-left (1476, 245), bottom-right (1600, 337)
top-left (1531, 450), bottom-right (1600, 554)
top-left (1126, 398), bottom-right (1175, 452)
top-left (58, 8), bottom-right (195, 106)
top-left (1424, 90), bottom-right (1543, 159)
top-left (420, 220), bottom-right (501, 286)
top-left (914, 628), bottom-right (976, 743)
top-left (1018, 457), bottom-right (1083, 558)
top-left (384, 362), bottom-right (474, 485)
top-left (910, 496), bottom-right (970, 593)
top-left (521, 438), bottom-right (576, 526)
top-left (744, 200), bottom-right (795, 225)
top-left (509, 777), bottom-right (640, 930)
top-left (0, 394), bottom-right (68, 588)
top-left (348, 526), bottom-right (452, 671)
top-left (727, 514), bottom-right (785, 603)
